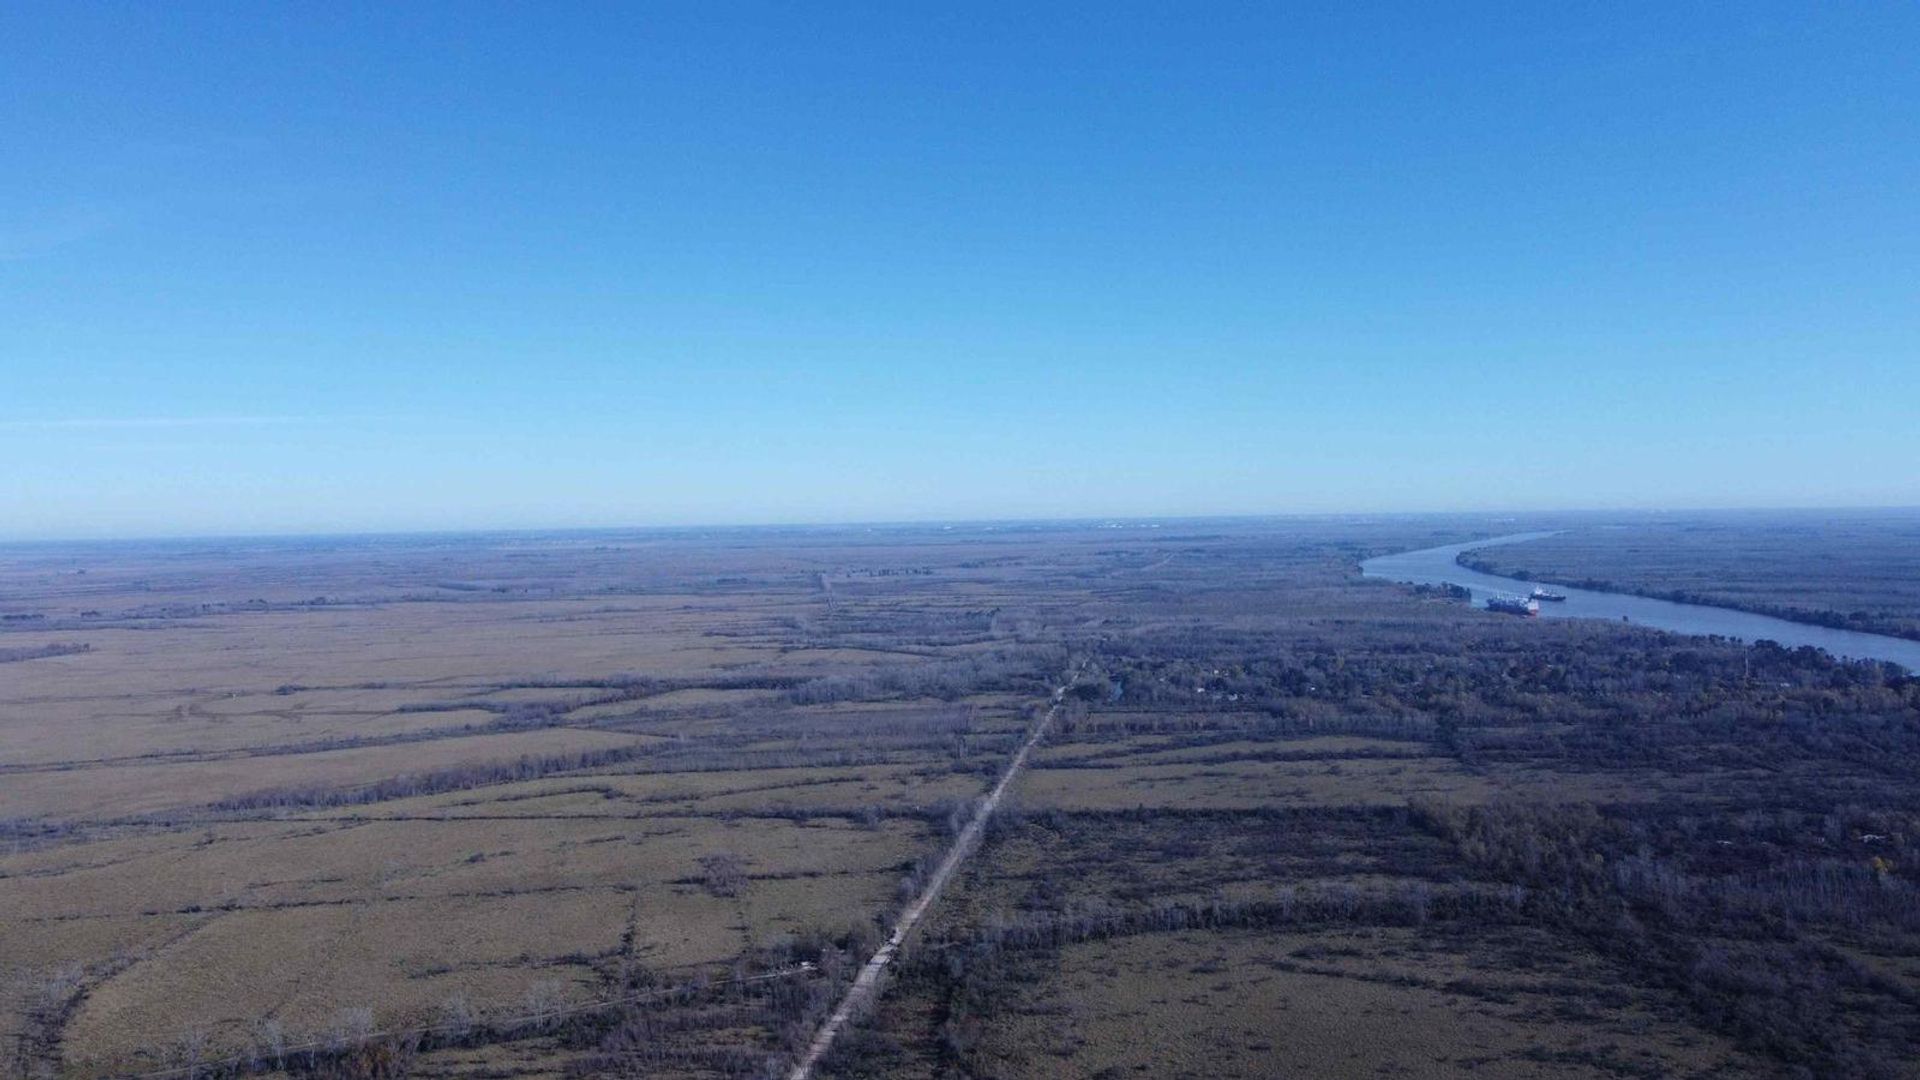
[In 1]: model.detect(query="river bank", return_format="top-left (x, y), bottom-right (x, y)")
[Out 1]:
top-left (1362, 534), bottom-right (1920, 672)
top-left (1454, 520), bottom-right (1920, 644)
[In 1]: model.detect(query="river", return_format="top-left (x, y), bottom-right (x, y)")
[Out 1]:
top-left (1361, 533), bottom-right (1920, 671)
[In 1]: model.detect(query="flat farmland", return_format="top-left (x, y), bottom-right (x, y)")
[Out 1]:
top-left (5, 519), bottom-right (1918, 1078)
top-left (0, 526), bottom-right (1109, 1076)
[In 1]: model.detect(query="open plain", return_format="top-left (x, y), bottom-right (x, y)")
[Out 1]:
top-left (3, 518), bottom-right (1918, 1078)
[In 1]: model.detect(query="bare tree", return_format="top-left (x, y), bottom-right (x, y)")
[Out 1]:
top-left (248, 1017), bottom-right (286, 1072)
top-left (170, 1028), bottom-right (210, 1080)
top-left (11, 964), bottom-right (83, 1078)
top-left (326, 1007), bottom-right (375, 1052)
top-left (520, 981), bottom-right (567, 1032)
top-left (698, 852), bottom-right (749, 897)
top-left (438, 994), bottom-right (476, 1042)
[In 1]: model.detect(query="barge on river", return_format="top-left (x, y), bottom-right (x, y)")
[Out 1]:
top-left (1487, 595), bottom-right (1541, 617)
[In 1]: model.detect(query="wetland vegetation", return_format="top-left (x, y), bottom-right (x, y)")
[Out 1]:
top-left (2, 515), bottom-right (1917, 1078)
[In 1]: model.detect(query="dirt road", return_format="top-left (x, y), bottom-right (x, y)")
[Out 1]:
top-left (785, 668), bottom-right (1079, 1079)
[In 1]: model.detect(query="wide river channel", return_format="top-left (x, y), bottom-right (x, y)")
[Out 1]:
top-left (1361, 532), bottom-right (1920, 671)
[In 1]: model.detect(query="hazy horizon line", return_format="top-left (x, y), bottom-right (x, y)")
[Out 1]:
top-left (5, 503), bottom-right (1918, 548)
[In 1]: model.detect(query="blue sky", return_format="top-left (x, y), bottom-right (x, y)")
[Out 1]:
top-left (4, 2), bottom-right (1916, 538)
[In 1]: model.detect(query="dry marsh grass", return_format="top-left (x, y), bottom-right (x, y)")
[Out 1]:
top-left (7, 518), bottom-right (1916, 1078)
top-left (0, 727), bottom-right (648, 819)
top-left (971, 928), bottom-right (1754, 1079)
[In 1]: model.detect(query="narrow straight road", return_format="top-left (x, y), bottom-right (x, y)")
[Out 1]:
top-left (785, 667), bottom-right (1080, 1080)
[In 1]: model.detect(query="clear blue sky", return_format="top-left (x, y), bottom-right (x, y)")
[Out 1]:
top-left (4, 2), bottom-right (1916, 538)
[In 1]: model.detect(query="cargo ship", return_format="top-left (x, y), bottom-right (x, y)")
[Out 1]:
top-left (1529, 587), bottom-right (1568, 602)
top-left (1486, 595), bottom-right (1540, 617)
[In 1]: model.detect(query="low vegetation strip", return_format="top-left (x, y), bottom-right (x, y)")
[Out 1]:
top-left (0, 642), bottom-right (90, 663)
top-left (205, 743), bottom-right (665, 813)
top-left (103, 964), bottom-right (822, 1080)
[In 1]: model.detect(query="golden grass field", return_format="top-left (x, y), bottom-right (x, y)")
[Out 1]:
top-left (2, 528), bottom-right (1109, 1074)
top-left (6, 518), bottom-right (1915, 1078)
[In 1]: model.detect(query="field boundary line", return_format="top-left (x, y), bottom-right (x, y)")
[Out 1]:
top-left (103, 964), bottom-right (816, 1080)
